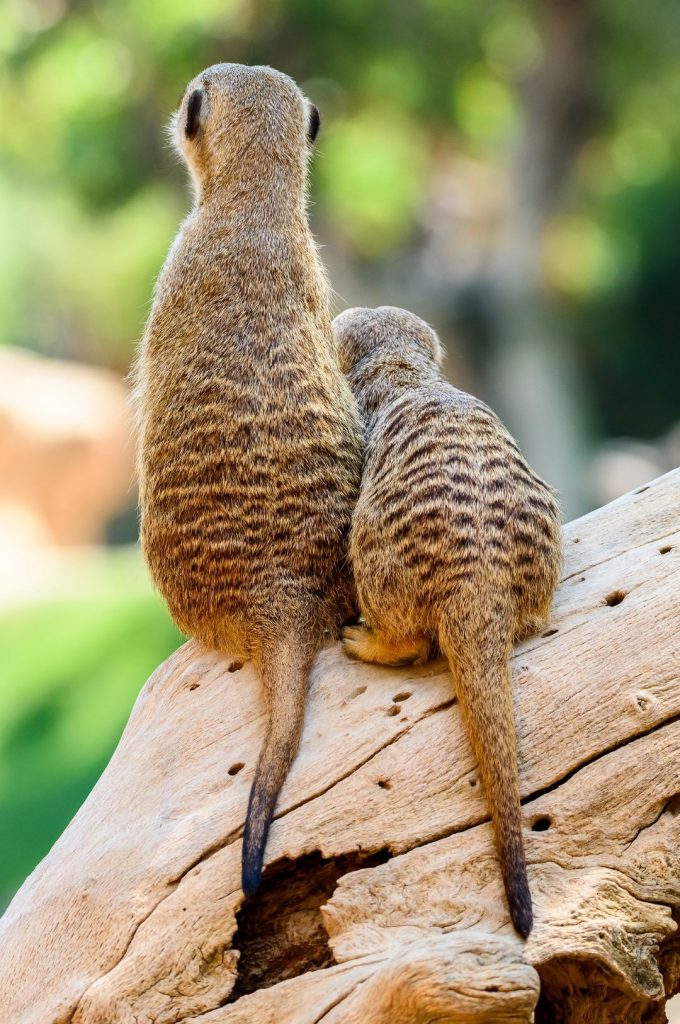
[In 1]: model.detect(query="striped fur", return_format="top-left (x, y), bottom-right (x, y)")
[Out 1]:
top-left (334, 306), bottom-right (562, 938)
top-left (133, 65), bottom-right (363, 898)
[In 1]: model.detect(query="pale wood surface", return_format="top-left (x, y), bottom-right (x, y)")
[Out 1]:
top-left (1, 470), bottom-right (679, 1023)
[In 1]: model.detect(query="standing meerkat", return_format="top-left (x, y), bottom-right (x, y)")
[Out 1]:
top-left (333, 306), bottom-right (562, 937)
top-left (133, 64), bottom-right (363, 897)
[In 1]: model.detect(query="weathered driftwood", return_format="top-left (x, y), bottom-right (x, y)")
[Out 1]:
top-left (2, 470), bottom-right (680, 1024)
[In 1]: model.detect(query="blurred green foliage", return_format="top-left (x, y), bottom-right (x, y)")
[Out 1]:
top-left (0, 551), bottom-right (181, 908)
top-left (0, 0), bottom-right (678, 436)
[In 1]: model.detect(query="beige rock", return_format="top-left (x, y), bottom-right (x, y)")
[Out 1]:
top-left (1, 470), bottom-right (679, 1023)
top-left (0, 346), bottom-right (132, 549)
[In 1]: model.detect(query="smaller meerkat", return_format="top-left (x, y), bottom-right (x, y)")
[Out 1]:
top-left (334, 306), bottom-right (562, 938)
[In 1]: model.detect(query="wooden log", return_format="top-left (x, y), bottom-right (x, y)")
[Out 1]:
top-left (1, 470), bottom-right (679, 1023)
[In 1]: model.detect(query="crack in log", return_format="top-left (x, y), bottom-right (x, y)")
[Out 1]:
top-left (272, 696), bottom-right (457, 824)
top-left (560, 526), bottom-right (679, 584)
top-left (522, 709), bottom-right (680, 810)
top-left (168, 695), bottom-right (457, 894)
top-left (66, 880), bottom-right (181, 1024)
top-left (181, 963), bottom-right (377, 1024)
top-left (313, 970), bottom-right (380, 1024)
top-left (313, 987), bottom-right (360, 1024)
top-left (309, 701), bottom-right (680, 873)
top-left (79, 594), bottom-right (680, 1010)
top-left (320, 715), bottom-right (680, 929)
top-left (169, 833), bottom-right (244, 888)
top-left (623, 794), bottom-right (680, 853)
top-left (225, 849), bottom-right (391, 1002)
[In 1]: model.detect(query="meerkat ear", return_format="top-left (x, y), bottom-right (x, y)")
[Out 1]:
top-left (307, 103), bottom-right (321, 144)
top-left (185, 88), bottom-right (205, 139)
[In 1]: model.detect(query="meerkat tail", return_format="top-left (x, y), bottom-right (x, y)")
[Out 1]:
top-left (241, 635), bottom-right (316, 899)
top-left (439, 611), bottom-right (533, 938)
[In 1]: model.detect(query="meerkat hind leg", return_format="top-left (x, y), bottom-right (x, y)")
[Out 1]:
top-left (513, 604), bottom-right (553, 644)
top-left (343, 624), bottom-right (430, 666)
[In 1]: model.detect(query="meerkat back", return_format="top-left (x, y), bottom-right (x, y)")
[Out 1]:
top-left (334, 306), bottom-right (561, 937)
top-left (133, 64), bottom-right (363, 897)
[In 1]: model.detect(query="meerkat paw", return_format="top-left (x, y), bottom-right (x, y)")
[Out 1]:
top-left (342, 624), bottom-right (377, 663)
top-left (514, 615), bottom-right (549, 643)
top-left (342, 625), bottom-right (431, 667)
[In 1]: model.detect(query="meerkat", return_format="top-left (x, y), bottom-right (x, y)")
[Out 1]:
top-left (132, 64), bottom-right (363, 898)
top-left (333, 306), bottom-right (562, 938)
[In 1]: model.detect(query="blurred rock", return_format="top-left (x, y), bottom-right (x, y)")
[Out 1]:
top-left (590, 439), bottom-right (667, 508)
top-left (662, 421), bottom-right (680, 470)
top-left (0, 346), bottom-right (133, 550)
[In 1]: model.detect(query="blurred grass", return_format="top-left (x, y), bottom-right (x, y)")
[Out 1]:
top-left (0, 548), bottom-right (182, 908)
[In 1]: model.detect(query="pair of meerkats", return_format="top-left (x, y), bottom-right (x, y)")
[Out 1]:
top-left (134, 64), bottom-right (562, 938)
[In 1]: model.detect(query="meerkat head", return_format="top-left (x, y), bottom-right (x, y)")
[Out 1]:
top-left (333, 306), bottom-right (444, 419)
top-left (334, 306), bottom-right (443, 374)
top-left (170, 63), bottom-right (320, 198)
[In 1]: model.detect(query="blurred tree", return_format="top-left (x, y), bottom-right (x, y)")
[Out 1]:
top-left (476, 0), bottom-right (597, 516)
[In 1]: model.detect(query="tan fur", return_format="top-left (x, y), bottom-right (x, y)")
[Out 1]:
top-left (132, 64), bottom-right (363, 896)
top-left (334, 305), bottom-right (562, 937)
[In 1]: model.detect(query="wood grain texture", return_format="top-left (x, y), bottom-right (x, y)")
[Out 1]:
top-left (1, 470), bottom-right (679, 1023)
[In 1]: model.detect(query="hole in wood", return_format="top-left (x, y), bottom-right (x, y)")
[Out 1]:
top-left (532, 816), bottom-right (552, 832)
top-left (469, 777), bottom-right (478, 788)
top-left (604, 590), bottom-right (626, 607)
top-left (228, 762), bottom-right (244, 776)
top-left (228, 661), bottom-right (244, 673)
top-left (660, 545), bottom-right (672, 555)
top-left (573, 537), bottom-right (580, 544)
top-left (392, 691), bottom-right (412, 702)
top-left (386, 704), bottom-right (401, 716)
top-left (542, 628), bottom-right (558, 638)
top-left (377, 779), bottom-right (391, 790)
top-left (665, 794), bottom-right (680, 817)
top-left (228, 849), bottom-right (391, 1000)
top-left (188, 683), bottom-right (199, 691)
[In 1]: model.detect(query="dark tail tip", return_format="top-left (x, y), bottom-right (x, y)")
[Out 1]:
top-left (509, 893), bottom-right (533, 939)
top-left (241, 821), bottom-right (264, 899)
top-left (241, 794), bottom-right (269, 899)
top-left (506, 863), bottom-right (534, 938)
top-left (241, 860), bottom-right (262, 900)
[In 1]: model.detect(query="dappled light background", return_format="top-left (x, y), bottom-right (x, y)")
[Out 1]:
top-left (1, 0), bottom-right (679, 950)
